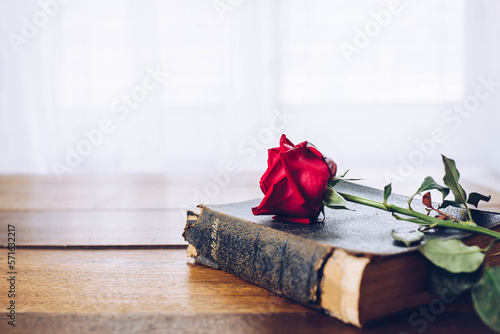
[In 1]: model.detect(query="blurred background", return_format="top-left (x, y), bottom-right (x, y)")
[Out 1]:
top-left (1, 0), bottom-right (499, 194)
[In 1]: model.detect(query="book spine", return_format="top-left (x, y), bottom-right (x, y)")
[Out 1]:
top-left (183, 206), bottom-right (333, 309)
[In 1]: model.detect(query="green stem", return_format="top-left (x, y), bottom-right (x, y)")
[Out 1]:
top-left (338, 192), bottom-right (500, 241)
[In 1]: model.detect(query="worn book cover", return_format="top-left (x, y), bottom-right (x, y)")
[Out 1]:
top-left (183, 181), bottom-right (500, 327)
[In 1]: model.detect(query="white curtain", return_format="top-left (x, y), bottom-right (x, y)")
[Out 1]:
top-left (1, 0), bottom-right (499, 181)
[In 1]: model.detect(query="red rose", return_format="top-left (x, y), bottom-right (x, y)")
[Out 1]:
top-left (252, 134), bottom-right (337, 224)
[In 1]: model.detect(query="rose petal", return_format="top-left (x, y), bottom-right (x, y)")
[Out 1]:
top-left (252, 174), bottom-right (310, 217)
top-left (272, 216), bottom-right (312, 224)
top-left (280, 144), bottom-right (331, 216)
top-left (280, 134), bottom-right (294, 152)
top-left (253, 135), bottom-right (337, 224)
top-left (259, 150), bottom-right (286, 194)
top-left (307, 143), bottom-right (337, 177)
top-left (324, 155), bottom-right (337, 177)
top-left (267, 147), bottom-right (281, 167)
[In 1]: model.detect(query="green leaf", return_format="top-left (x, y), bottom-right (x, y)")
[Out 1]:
top-left (467, 192), bottom-right (491, 208)
top-left (419, 238), bottom-right (485, 273)
top-left (323, 187), bottom-right (351, 210)
top-left (409, 176), bottom-right (450, 208)
top-left (472, 266), bottom-right (500, 333)
top-left (439, 200), bottom-right (461, 209)
top-left (328, 177), bottom-right (341, 188)
top-left (442, 155), bottom-right (468, 206)
top-left (328, 174), bottom-right (362, 188)
top-left (340, 170), bottom-right (349, 178)
top-left (426, 262), bottom-right (482, 296)
top-left (383, 183), bottom-right (392, 207)
top-left (391, 228), bottom-right (424, 247)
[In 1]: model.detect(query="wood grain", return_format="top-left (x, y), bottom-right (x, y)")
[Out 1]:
top-left (0, 249), bottom-right (307, 315)
top-left (0, 174), bottom-right (262, 212)
top-left (0, 249), bottom-right (495, 334)
top-left (1, 172), bottom-right (499, 212)
top-left (0, 173), bottom-right (499, 333)
top-left (0, 211), bottom-right (187, 247)
top-left (0, 311), bottom-right (496, 334)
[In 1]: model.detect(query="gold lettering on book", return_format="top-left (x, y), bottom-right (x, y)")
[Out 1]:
top-left (210, 218), bottom-right (221, 261)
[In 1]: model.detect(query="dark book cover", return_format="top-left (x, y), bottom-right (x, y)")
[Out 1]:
top-left (183, 181), bottom-right (500, 326)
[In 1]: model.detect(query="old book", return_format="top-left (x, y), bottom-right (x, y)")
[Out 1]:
top-left (182, 181), bottom-right (500, 327)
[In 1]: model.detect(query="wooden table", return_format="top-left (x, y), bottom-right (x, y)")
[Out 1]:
top-left (0, 173), bottom-right (498, 334)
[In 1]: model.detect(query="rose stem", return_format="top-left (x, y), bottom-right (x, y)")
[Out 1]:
top-left (337, 192), bottom-right (500, 241)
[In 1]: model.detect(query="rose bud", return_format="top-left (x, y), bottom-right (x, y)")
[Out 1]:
top-left (252, 134), bottom-right (337, 224)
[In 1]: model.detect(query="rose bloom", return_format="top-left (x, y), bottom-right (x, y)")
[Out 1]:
top-left (252, 135), bottom-right (337, 224)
